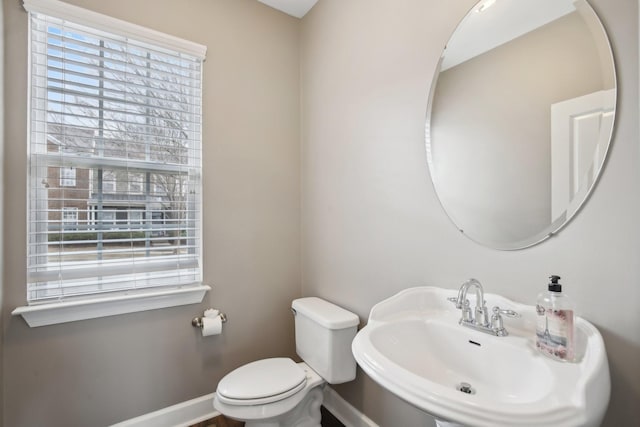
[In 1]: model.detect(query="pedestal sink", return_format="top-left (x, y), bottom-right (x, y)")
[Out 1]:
top-left (351, 287), bottom-right (610, 427)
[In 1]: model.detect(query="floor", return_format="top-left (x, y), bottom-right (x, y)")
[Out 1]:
top-left (320, 406), bottom-right (346, 427)
top-left (189, 415), bottom-right (242, 427)
top-left (190, 406), bottom-right (346, 427)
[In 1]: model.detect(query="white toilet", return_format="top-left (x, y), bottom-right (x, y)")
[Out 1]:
top-left (213, 297), bottom-right (360, 427)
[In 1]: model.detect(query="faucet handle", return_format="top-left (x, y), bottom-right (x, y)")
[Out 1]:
top-left (447, 296), bottom-right (469, 310)
top-left (490, 306), bottom-right (519, 336)
top-left (492, 306), bottom-right (520, 318)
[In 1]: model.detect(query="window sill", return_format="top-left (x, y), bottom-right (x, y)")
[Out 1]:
top-left (12, 285), bottom-right (211, 327)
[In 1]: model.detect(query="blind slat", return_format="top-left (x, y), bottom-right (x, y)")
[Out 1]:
top-left (42, 57), bottom-right (201, 94)
top-left (44, 75), bottom-right (199, 109)
top-left (28, 256), bottom-right (199, 282)
top-left (32, 153), bottom-right (196, 174)
top-left (42, 31), bottom-right (202, 72)
top-left (45, 85), bottom-right (198, 118)
top-left (43, 43), bottom-right (201, 81)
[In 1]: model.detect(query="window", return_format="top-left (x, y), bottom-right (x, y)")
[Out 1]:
top-left (129, 172), bottom-right (144, 194)
top-left (61, 207), bottom-right (78, 229)
top-left (129, 210), bottom-right (143, 225)
top-left (59, 167), bottom-right (76, 187)
top-left (23, 0), bottom-right (207, 315)
top-left (102, 170), bottom-right (116, 193)
top-left (102, 209), bottom-right (116, 226)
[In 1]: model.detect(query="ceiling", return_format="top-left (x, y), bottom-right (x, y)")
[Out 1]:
top-left (257, 0), bottom-right (318, 18)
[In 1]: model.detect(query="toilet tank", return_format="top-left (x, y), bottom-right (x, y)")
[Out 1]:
top-left (291, 297), bottom-right (359, 384)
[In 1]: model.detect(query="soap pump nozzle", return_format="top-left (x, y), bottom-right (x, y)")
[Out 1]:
top-left (548, 275), bottom-right (562, 293)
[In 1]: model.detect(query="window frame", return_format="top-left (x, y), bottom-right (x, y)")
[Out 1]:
top-left (13, 0), bottom-right (209, 327)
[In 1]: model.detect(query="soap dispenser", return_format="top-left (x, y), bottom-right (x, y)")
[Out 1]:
top-left (535, 275), bottom-right (575, 362)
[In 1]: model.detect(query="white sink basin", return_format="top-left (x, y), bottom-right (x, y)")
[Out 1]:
top-left (351, 287), bottom-right (610, 427)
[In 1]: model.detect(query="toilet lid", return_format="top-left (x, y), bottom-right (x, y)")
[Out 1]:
top-left (217, 358), bottom-right (307, 405)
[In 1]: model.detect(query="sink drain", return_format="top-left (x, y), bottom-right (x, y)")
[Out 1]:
top-left (456, 382), bottom-right (475, 395)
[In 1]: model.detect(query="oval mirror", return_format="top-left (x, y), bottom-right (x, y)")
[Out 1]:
top-left (426, 0), bottom-right (616, 250)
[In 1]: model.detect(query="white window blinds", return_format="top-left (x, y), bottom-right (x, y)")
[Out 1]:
top-left (27, 5), bottom-right (205, 302)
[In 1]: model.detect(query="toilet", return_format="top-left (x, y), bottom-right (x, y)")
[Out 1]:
top-left (213, 297), bottom-right (360, 427)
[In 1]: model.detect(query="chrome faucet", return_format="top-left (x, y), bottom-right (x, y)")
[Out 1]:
top-left (455, 278), bottom-right (489, 327)
top-left (449, 278), bottom-right (519, 336)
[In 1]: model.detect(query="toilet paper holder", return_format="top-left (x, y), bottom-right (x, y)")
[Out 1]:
top-left (191, 311), bottom-right (227, 329)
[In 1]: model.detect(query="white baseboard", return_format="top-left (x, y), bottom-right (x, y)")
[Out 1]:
top-left (111, 387), bottom-right (376, 427)
top-left (322, 386), bottom-right (379, 427)
top-left (110, 393), bottom-right (219, 427)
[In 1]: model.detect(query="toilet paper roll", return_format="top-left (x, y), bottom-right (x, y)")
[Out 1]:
top-left (201, 315), bottom-right (223, 337)
top-left (203, 308), bottom-right (219, 318)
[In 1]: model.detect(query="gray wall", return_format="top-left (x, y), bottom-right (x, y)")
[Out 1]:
top-left (2, 0), bottom-right (301, 426)
top-left (300, 0), bottom-right (639, 426)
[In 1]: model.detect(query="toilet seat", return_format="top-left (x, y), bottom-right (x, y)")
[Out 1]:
top-left (216, 358), bottom-right (307, 405)
top-left (214, 361), bottom-right (325, 423)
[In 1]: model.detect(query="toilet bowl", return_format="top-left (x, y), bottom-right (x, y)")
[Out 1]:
top-left (214, 359), bottom-right (325, 427)
top-left (213, 298), bottom-right (359, 427)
